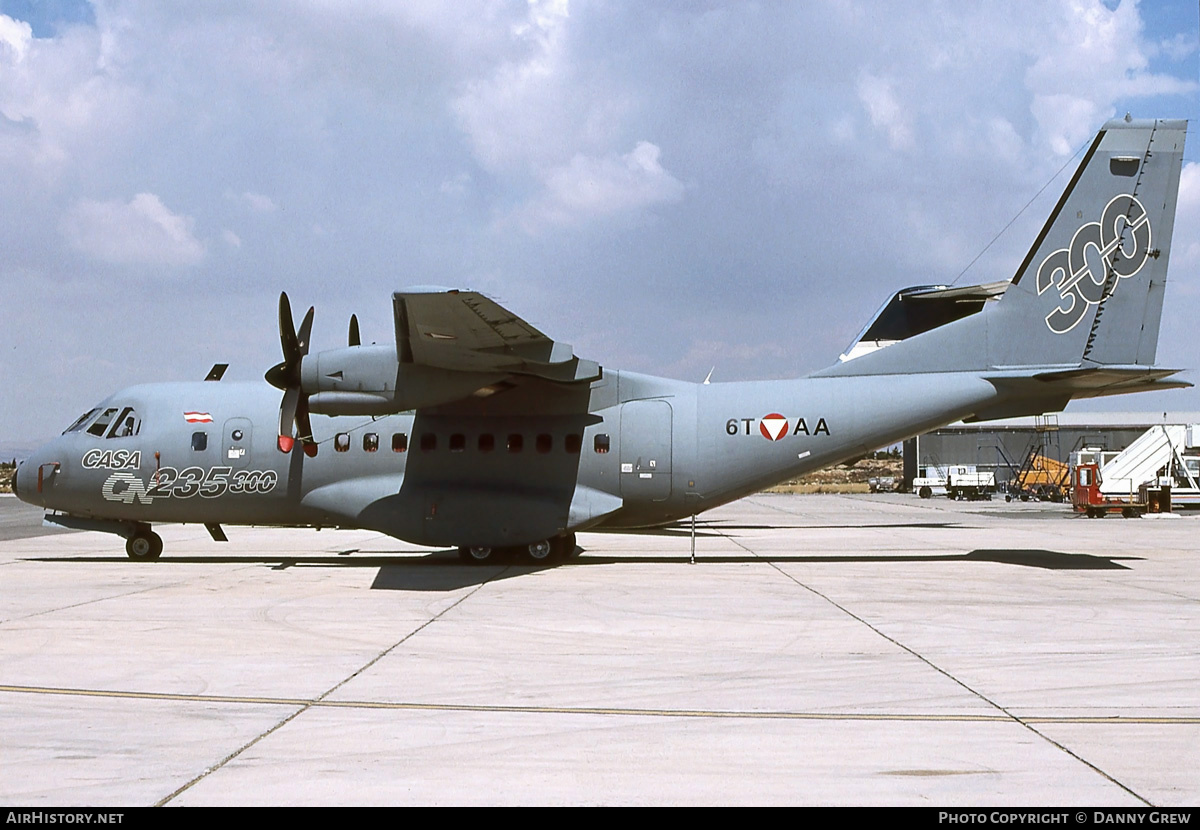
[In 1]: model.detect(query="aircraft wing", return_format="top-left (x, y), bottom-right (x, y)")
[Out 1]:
top-left (393, 288), bottom-right (601, 384)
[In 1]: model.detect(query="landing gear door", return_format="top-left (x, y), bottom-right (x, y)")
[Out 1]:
top-left (620, 400), bottom-right (672, 502)
top-left (223, 418), bottom-right (253, 469)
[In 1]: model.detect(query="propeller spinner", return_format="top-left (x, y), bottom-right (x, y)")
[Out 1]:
top-left (265, 292), bottom-right (316, 454)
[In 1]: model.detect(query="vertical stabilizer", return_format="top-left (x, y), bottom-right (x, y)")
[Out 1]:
top-left (992, 118), bottom-right (1186, 368)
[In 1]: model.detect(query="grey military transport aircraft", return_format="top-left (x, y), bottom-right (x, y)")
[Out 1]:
top-left (13, 117), bottom-right (1191, 563)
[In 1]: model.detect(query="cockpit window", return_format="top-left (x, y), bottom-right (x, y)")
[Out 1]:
top-left (64, 409), bottom-right (100, 434)
top-left (87, 408), bottom-right (120, 437)
top-left (106, 407), bottom-right (140, 438)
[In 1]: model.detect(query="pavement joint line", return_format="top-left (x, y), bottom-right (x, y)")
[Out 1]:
top-left (151, 565), bottom-right (506, 806)
top-left (6, 683), bottom-right (1198, 723)
top-left (705, 519), bottom-right (1155, 808)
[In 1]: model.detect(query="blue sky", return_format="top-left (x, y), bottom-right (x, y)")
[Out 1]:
top-left (0, 1), bottom-right (1198, 453)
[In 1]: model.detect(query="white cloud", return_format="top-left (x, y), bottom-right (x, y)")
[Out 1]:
top-left (514, 141), bottom-right (685, 231)
top-left (238, 190), bottom-right (277, 213)
top-left (451, 0), bottom-right (582, 173)
top-left (439, 172), bottom-right (472, 196)
top-left (1172, 162), bottom-right (1200, 284)
top-left (63, 192), bottom-right (205, 267)
top-left (857, 71), bottom-right (913, 151)
top-left (1024, 0), bottom-right (1195, 154)
top-left (0, 14), bottom-right (32, 63)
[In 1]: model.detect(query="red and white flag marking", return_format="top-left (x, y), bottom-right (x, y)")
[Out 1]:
top-left (759, 413), bottom-right (789, 441)
top-left (184, 411), bottom-right (213, 424)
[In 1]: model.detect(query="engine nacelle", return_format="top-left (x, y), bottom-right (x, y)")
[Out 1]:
top-left (300, 345), bottom-right (506, 414)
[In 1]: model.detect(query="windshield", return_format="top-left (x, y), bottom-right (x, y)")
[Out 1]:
top-left (68, 406), bottom-right (142, 439)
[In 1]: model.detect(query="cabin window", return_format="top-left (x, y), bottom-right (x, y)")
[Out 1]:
top-left (335, 433), bottom-right (351, 452)
top-left (191, 431), bottom-right (208, 452)
top-left (363, 433), bottom-right (379, 452)
top-left (420, 433), bottom-right (436, 452)
top-left (507, 433), bottom-right (523, 453)
top-left (64, 409), bottom-right (100, 434)
top-left (449, 433), bottom-right (466, 452)
top-left (392, 433), bottom-right (408, 452)
top-left (478, 434), bottom-right (495, 453)
top-left (1078, 468), bottom-right (1093, 486)
top-left (87, 408), bottom-right (120, 437)
top-left (536, 433), bottom-right (552, 453)
top-left (594, 434), bottom-right (610, 454)
top-left (565, 433), bottom-right (582, 454)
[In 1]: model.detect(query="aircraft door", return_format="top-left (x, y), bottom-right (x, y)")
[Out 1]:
top-left (223, 418), bottom-right (253, 469)
top-left (620, 400), bottom-right (672, 502)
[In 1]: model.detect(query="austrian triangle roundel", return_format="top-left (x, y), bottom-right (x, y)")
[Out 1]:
top-left (760, 413), bottom-right (788, 441)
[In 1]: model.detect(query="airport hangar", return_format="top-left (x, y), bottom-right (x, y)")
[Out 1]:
top-left (901, 411), bottom-right (1200, 490)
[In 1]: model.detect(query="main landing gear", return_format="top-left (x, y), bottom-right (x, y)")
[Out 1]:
top-left (125, 526), bottom-right (163, 560)
top-left (457, 533), bottom-right (577, 565)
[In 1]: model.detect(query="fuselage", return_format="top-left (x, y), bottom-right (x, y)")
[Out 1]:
top-left (15, 368), bottom-right (1002, 548)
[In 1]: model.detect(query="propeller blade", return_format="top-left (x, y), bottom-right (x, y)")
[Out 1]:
top-left (348, 314), bottom-right (360, 347)
top-left (279, 387), bottom-right (300, 440)
top-left (296, 397), bottom-right (317, 457)
top-left (297, 305), bottom-right (315, 357)
top-left (271, 291), bottom-right (315, 454)
top-left (296, 396), bottom-right (313, 444)
top-left (279, 292), bottom-right (299, 367)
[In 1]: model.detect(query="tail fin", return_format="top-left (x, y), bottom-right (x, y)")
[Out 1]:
top-left (992, 117), bottom-right (1186, 368)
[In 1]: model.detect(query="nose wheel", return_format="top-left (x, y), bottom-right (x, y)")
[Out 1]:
top-left (125, 528), bottom-right (163, 560)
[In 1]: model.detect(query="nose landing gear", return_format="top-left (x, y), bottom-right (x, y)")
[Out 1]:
top-left (125, 526), bottom-right (163, 560)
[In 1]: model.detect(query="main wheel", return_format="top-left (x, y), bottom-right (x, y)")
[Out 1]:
top-left (525, 539), bottom-right (553, 563)
top-left (458, 545), bottom-right (494, 564)
top-left (126, 530), bottom-right (163, 560)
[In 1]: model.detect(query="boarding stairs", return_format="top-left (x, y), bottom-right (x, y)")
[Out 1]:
top-left (1098, 425), bottom-right (1188, 496)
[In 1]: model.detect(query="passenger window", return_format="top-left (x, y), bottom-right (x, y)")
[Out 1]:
top-left (392, 433), bottom-right (408, 452)
top-left (594, 434), bottom-right (610, 454)
top-left (478, 434), bottom-right (495, 453)
top-left (363, 433), bottom-right (379, 452)
top-left (536, 434), bottom-right (552, 453)
top-left (565, 434), bottom-right (582, 454)
top-left (420, 433), bottom-right (436, 452)
top-left (507, 434), bottom-right (523, 453)
top-left (64, 409), bottom-right (100, 434)
top-left (87, 408), bottom-right (120, 437)
top-left (449, 433), bottom-right (466, 452)
top-left (335, 433), bottom-right (350, 452)
top-left (191, 431), bottom-right (208, 452)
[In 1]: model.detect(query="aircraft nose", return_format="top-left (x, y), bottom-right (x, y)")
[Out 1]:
top-left (12, 452), bottom-right (55, 508)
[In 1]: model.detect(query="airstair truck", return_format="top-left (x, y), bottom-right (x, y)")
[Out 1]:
top-left (1072, 425), bottom-right (1200, 517)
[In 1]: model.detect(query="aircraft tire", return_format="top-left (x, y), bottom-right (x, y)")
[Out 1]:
top-left (126, 530), bottom-right (163, 560)
top-left (525, 540), bottom-right (553, 563)
top-left (458, 545), bottom-right (495, 564)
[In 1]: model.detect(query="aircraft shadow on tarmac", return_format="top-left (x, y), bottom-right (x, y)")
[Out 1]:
top-left (29, 546), bottom-right (1139, 592)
